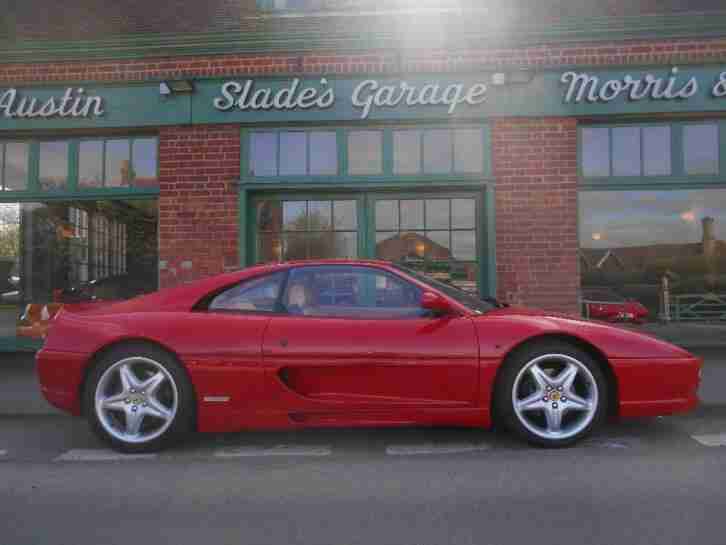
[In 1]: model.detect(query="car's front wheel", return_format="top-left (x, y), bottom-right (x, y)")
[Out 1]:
top-left (496, 341), bottom-right (608, 447)
top-left (84, 343), bottom-right (195, 453)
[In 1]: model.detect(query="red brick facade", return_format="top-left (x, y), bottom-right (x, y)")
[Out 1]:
top-left (158, 125), bottom-right (240, 288)
top-left (1, 35), bottom-right (722, 310)
top-left (492, 118), bottom-right (579, 313)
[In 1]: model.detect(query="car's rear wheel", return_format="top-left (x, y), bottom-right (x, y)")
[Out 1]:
top-left (496, 341), bottom-right (608, 447)
top-left (84, 343), bottom-right (195, 453)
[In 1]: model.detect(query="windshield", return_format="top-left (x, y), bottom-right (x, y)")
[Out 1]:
top-left (392, 264), bottom-right (497, 314)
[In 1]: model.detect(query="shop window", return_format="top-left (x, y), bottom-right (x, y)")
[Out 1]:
top-left (2, 137), bottom-right (158, 193)
top-left (250, 130), bottom-right (338, 177)
top-left (578, 123), bottom-right (726, 179)
top-left (38, 141), bottom-right (69, 191)
top-left (374, 197), bottom-right (478, 293)
top-left (256, 199), bottom-right (358, 262)
top-left (79, 141), bottom-right (104, 188)
top-left (393, 128), bottom-right (484, 175)
top-left (0, 199), bottom-right (158, 347)
top-left (1, 142), bottom-right (29, 191)
top-left (348, 131), bottom-right (382, 175)
top-left (580, 188), bottom-right (726, 326)
top-left (683, 124), bottom-right (719, 175)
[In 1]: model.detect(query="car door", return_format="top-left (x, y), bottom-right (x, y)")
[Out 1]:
top-left (262, 264), bottom-right (479, 407)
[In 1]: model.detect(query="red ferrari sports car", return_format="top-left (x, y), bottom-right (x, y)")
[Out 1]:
top-left (37, 260), bottom-right (702, 452)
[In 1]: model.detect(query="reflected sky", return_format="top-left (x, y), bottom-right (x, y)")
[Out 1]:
top-left (580, 189), bottom-right (726, 248)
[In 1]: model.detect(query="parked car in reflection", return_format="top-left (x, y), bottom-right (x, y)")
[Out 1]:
top-left (56, 274), bottom-right (153, 304)
top-left (582, 287), bottom-right (649, 324)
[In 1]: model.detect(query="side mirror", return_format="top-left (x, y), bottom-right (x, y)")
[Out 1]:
top-left (421, 291), bottom-right (454, 315)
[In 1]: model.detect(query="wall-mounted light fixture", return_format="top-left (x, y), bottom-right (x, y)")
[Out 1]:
top-left (159, 80), bottom-right (195, 97)
top-left (490, 70), bottom-right (534, 86)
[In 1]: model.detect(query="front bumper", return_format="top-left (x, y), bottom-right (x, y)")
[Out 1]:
top-left (613, 356), bottom-right (702, 418)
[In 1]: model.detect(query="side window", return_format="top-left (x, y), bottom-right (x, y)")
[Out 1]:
top-left (283, 266), bottom-right (424, 319)
top-left (208, 272), bottom-right (286, 312)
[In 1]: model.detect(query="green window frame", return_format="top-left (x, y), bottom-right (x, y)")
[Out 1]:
top-left (0, 135), bottom-right (160, 201)
top-left (579, 120), bottom-right (726, 189)
top-left (241, 125), bottom-right (492, 184)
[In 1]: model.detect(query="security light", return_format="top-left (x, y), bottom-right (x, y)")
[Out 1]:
top-left (159, 80), bottom-right (195, 96)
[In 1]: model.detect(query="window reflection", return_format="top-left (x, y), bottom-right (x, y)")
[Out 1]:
top-left (580, 189), bottom-right (726, 324)
top-left (257, 199), bottom-right (358, 262)
top-left (581, 128), bottom-right (610, 177)
top-left (132, 138), bottom-right (159, 187)
top-left (309, 131), bottom-right (337, 175)
top-left (279, 132), bottom-right (307, 176)
top-left (105, 139), bottom-right (131, 187)
top-left (394, 130), bottom-right (421, 174)
top-left (612, 127), bottom-right (641, 176)
top-left (3, 143), bottom-right (28, 191)
top-left (79, 141), bottom-right (104, 188)
top-left (250, 133), bottom-right (277, 176)
top-left (375, 197), bottom-right (478, 293)
top-left (0, 199), bottom-right (158, 343)
top-left (39, 142), bottom-right (68, 191)
top-left (684, 124), bottom-right (719, 175)
top-left (348, 131), bottom-right (382, 175)
top-left (423, 129), bottom-right (452, 174)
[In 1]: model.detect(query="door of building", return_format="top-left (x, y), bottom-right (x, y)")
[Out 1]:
top-left (250, 191), bottom-right (484, 295)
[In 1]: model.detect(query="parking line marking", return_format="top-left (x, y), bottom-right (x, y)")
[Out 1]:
top-left (692, 433), bottom-right (726, 447)
top-left (214, 445), bottom-right (333, 458)
top-left (54, 449), bottom-right (158, 462)
top-left (386, 443), bottom-right (490, 456)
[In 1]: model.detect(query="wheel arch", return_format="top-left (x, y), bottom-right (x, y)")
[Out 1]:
top-left (78, 337), bottom-right (198, 428)
top-left (489, 333), bottom-right (620, 425)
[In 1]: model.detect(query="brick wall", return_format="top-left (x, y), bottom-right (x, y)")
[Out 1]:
top-left (158, 125), bottom-right (240, 289)
top-left (3, 37), bottom-right (726, 83)
top-left (492, 118), bottom-right (579, 314)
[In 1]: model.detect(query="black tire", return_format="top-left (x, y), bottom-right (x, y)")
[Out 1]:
top-left (495, 340), bottom-right (609, 448)
top-left (83, 342), bottom-right (195, 453)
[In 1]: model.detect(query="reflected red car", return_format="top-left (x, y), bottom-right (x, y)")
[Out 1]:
top-left (583, 287), bottom-right (649, 324)
top-left (37, 260), bottom-right (701, 453)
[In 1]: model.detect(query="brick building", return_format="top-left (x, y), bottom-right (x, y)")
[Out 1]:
top-left (1, 0), bottom-right (726, 350)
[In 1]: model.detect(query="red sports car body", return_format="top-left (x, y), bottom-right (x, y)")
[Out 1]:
top-left (37, 260), bottom-right (701, 452)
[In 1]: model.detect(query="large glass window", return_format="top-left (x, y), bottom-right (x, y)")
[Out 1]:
top-left (0, 137), bottom-right (158, 192)
top-left (580, 123), bottom-right (726, 179)
top-left (0, 199), bottom-right (159, 346)
top-left (580, 188), bottom-right (726, 324)
top-left (247, 126), bottom-right (488, 179)
top-left (393, 128), bottom-right (485, 175)
top-left (250, 130), bottom-right (338, 177)
top-left (375, 197), bottom-right (478, 293)
top-left (256, 199), bottom-right (358, 262)
top-left (39, 141), bottom-right (69, 191)
top-left (1, 142), bottom-right (29, 191)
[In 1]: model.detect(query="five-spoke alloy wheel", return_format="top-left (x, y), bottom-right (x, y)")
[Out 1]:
top-left (85, 343), bottom-right (194, 453)
top-left (496, 341), bottom-right (608, 447)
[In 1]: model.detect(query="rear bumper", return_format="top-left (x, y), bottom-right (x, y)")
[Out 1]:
top-left (36, 349), bottom-right (87, 416)
top-left (613, 356), bottom-right (702, 418)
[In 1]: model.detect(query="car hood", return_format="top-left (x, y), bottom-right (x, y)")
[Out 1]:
top-left (473, 306), bottom-right (693, 360)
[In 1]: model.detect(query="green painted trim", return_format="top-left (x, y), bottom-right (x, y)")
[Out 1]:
top-left (238, 188), bottom-right (249, 266)
top-left (240, 179), bottom-right (492, 192)
top-left (3, 13), bottom-right (726, 64)
top-left (0, 188), bottom-right (159, 204)
top-left (483, 184), bottom-right (497, 298)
